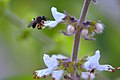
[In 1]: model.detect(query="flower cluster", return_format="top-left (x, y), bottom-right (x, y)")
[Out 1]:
top-left (81, 21), bottom-right (104, 40)
top-left (44, 7), bottom-right (103, 39)
top-left (34, 54), bottom-right (68, 80)
top-left (29, 6), bottom-right (120, 80)
top-left (34, 50), bottom-right (119, 80)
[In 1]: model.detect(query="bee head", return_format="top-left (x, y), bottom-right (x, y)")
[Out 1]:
top-left (36, 16), bottom-right (47, 23)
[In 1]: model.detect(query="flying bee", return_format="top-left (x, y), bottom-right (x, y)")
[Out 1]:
top-left (28, 16), bottom-right (47, 29)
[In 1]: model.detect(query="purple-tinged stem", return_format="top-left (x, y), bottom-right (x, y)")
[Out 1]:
top-left (72, 0), bottom-right (91, 63)
top-left (71, 0), bottom-right (91, 80)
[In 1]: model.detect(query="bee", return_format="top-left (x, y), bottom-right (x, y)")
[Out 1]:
top-left (28, 16), bottom-right (47, 29)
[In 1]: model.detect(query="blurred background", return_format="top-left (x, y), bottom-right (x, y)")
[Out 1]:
top-left (0, 0), bottom-right (120, 80)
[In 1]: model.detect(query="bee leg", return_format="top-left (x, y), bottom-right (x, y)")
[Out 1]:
top-left (37, 24), bottom-right (42, 29)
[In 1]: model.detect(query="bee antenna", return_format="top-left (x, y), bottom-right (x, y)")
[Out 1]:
top-left (32, 18), bottom-right (35, 21)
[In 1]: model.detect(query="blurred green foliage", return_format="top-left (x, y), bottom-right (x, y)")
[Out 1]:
top-left (0, 0), bottom-right (120, 80)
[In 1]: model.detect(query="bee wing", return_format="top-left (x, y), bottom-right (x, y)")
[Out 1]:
top-left (28, 21), bottom-right (35, 27)
top-left (32, 22), bottom-right (37, 28)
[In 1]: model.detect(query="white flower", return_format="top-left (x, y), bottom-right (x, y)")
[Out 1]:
top-left (81, 50), bottom-right (115, 80)
top-left (35, 54), bottom-right (67, 80)
top-left (83, 50), bottom-right (114, 72)
top-left (82, 50), bottom-right (115, 72)
top-left (44, 7), bottom-right (66, 27)
top-left (82, 50), bottom-right (100, 71)
top-left (51, 7), bottom-right (65, 23)
top-left (81, 72), bottom-right (95, 80)
top-left (94, 23), bottom-right (104, 34)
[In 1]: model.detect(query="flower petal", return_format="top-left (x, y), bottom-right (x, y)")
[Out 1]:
top-left (43, 54), bottom-right (59, 68)
top-left (81, 72), bottom-right (95, 80)
top-left (36, 68), bottom-right (53, 77)
top-left (94, 23), bottom-right (104, 34)
top-left (51, 7), bottom-right (65, 22)
top-left (82, 50), bottom-right (100, 70)
top-left (88, 50), bottom-right (100, 62)
top-left (52, 70), bottom-right (64, 80)
top-left (51, 54), bottom-right (68, 59)
top-left (96, 65), bottom-right (115, 72)
top-left (44, 21), bottom-right (58, 27)
top-left (82, 61), bottom-right (91, 71)
top-left (89, 50), bottom-right (100, 68)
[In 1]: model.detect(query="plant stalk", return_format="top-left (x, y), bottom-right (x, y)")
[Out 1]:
top-left (71, 0), bottom-right (91, 80)
top-left (71, 0), bottom-right (91, 63)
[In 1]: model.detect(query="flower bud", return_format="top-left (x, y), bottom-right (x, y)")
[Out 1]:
top-left (81, 29), bottom-right (88, 37)
top-left (67, 25), bottom-right (75, 34)
top-left (94, 23), bottom-right (104, 34)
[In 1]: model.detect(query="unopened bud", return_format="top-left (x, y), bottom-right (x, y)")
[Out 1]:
top-left (94, 23), bottom-right (104, 34)
top-left (67, 25), bottom-right (75, 34)
top-left (81, 29), bottom-right (88, 37)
